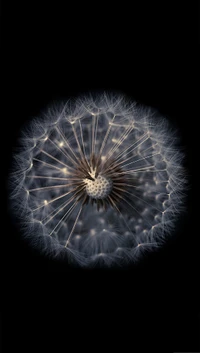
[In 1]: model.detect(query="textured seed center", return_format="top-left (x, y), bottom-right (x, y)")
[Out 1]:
top-left (84, 174), bottom-right (113, 199)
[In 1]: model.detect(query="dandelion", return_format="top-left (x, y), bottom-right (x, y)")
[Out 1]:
top-left (9, 93), bottom-right (186, 267)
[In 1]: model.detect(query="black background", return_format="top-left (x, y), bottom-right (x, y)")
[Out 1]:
top-left (2, 1), bottom-right (198, 352)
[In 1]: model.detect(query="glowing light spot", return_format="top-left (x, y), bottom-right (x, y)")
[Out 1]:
top-left (90, 229), bottom-right (96, 236)
top-left (112, 138), bottom-right (119, 143)
top-left (62, 167), bottom-right (68, 174)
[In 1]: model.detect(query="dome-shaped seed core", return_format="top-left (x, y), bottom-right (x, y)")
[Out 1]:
top-left (84, 169), bottom-right (113, 199)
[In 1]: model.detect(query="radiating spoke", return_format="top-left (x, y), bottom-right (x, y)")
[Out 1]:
top-left (43, 193), bottom-right (77, 225)
top-left (113, 133), bottom-right (150, 163)
top-left (49, 200), bottom-right (78, 236)
top-left (94, 114), bottom-right (99, 155)
top-left (26, 175), bottom-right (81, 181)
top-left (107, 196), bottom-right (135, 238)
top-left (110, 165), bottom-right (156, 175)
top-left (106, 124), bottom-right (133, 161)
top-left (117, 152), bottom-right (160, 169)
top-left (79, 119), bottom-right (88, 163)
top-left (71, 124), bottom-right (86, 161)
top-left (65, 199), bottom-right (85, 247)
top-left (113, 186), bottom-right (162, 213)
top-left (112, 142), bottom-right (157, 168)
top-left (48, 137), bottom-right (78, 170)
top-left (98, 114), bottom-right (116, 159)
top-left (112, 190), bottom-right (154, 229)
top-left (28, 181), bottom-right (80, 192)
top-left (39, 148), bottom-right (75, 172)
top-left (103, 133), bottom-right (149, 174)
top-left (32, 186), bottom-right (80, 212)
top-left (91, 114), bottom-right (96, 157)
top-left (55, 126), bottom-right (80, 164)
top-left (33, 158), bottom-right (66, 172)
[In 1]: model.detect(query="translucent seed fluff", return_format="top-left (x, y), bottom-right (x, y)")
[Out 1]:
top-left (9, 93), bottom-right (186, 267)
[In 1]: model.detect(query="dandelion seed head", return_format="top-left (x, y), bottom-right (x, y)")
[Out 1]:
top-left (9, 93), bottom-right (186, 267)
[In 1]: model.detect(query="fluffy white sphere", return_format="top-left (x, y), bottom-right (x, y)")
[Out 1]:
top-left (9, 93), bottom-right (186, 267)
